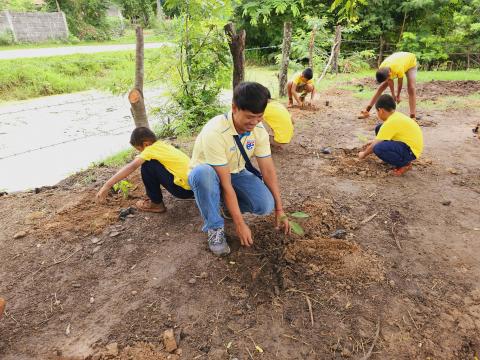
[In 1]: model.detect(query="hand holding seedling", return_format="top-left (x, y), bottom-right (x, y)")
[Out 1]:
top-left (276, 210), bottom-right (291, 235)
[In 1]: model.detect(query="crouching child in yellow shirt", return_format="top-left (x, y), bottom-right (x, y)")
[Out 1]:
top-left (287, 67), bottom-right (316, 107)
top-left (358, 94), bottom-right (423, 176)
top-left (263, 90), bottom-right (294, 148)
top-left (96, 127), bottom-right (193, 212)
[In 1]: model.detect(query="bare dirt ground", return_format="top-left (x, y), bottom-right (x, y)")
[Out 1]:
top-left (1, 80), bottom-right (479, 360)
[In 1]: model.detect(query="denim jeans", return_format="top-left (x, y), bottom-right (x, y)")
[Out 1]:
top-left (141, 160), bottom-right (194, 203)
top-left (374, 124), bottom-right (416, 168)
top-left (188, 164), bottom-right (275, 231)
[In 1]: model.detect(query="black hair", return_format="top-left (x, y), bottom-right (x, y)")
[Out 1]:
top-left (375, 94), bottom-right (396, 112)
top-left (130, 127), bottom-right (157, 147)
top-left (376, 67), bottom-right (390, 83)
top-left (302, 67), bottom-right (313, 80)
top-left (233, 82), bottom-right (270, 113)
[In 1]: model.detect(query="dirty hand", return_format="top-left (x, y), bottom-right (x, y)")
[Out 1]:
top-left (358, 151), bottom-right (367, 160)
top-left (236, 222), bottom-right (253, 247)
top-left (396, 95), bottom-right (401, 104)
top-left (95, 187), bottom-right (108, 204)
top-left (275, 210), bottom-right (291, 235)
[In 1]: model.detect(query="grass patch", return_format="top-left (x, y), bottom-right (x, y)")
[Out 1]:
top-left (417, 93), bottom-right (480, 110)
top-left (0, 46), bottom-right (173, 101)
top-left (97, 147), bottom-right (135, 167)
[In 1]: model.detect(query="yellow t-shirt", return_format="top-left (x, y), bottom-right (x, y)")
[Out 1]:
top-left (376, 111), bottom-right (424, 158)
top-left (138, 141), bottom-right (191, 190)
top-left (292, 72), bottom-right (314, 87)
top-left (189, 112), bottom-right (271, 174)
top-left (380, 52), bottom-right (417, 79)
top-left (263, 101), bottom-right (294, 144)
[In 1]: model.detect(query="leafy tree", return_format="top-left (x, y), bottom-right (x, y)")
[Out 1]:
top-left (113, 0), bottom-right (157, 27)
top-left (156, 0), bottom-right (232, 134)
top-left (0, 0), bottom-right (36, 11)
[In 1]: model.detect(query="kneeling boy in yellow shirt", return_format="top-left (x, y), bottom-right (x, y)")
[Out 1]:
top-left (287, 67), bottom-right (316, 107)
top-left (358, 94), bottom-right (423, 176)
top-left (96, 127), bottom-right (193, 212)
top-left (263, 91), bottom-right (294, 147)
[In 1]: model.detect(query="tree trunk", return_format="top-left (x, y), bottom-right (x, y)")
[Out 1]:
top-left (129, 89), bottom-right (149, 128)
top-left (378, 35), bottom-right (385, 67)
top-left (331, 25), bottom-right (342, 74)
top-left (467, 52), bottom-right (471, 70)
top-left (129, 26), bottom-right (149, 128)
top-left (224, 23), bottom-right (246, 90)
top-left (156, 0), bottom-right (165, 20)
top-left (308, 25), bottom-right (317, 69)
top-left (55, 0), bottom-right (61, 12)
top-left (279, 21), bottom-right (292, 97)
top-left (399, 12), bottom-right (407, 43)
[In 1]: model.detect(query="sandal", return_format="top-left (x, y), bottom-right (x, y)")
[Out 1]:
top-left (392, 163), bottom-right (412, 176)
top-left (135, 199), bottom-right (166, 213)
top-left (0, 297), bottom-right (5, 319)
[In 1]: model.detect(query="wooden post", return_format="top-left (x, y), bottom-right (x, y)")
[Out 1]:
top-left (129, 26), bottom-right (149, 128)
top-left (279, 21), bottom-right (292, 97)
top-left (378, 35), bottom-right (385, 68)
top-left (331, 25), bottom-right (342, 74)
top-left (308, 25), bottom-right (317, 69)
top-left (224, 23), bottom-right (246, 90)
top-left (55, 0), bottom-right (61, 12)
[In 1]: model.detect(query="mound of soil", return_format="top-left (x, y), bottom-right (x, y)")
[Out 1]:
top-left (326, 148), bottom-right (390, 178)
top-left (284, 237), bottom-right (384, 281)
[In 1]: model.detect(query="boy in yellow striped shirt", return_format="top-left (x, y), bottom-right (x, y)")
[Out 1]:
top-left (287, 68), bottom-right (316, 107)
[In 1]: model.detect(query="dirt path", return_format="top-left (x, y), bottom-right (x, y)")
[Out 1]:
top-left (0, 43), bottom-right (168, 60)
top-left (0, 81), bottom-right (479, 359)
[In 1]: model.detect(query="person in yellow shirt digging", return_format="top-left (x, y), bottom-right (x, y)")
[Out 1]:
top-left (96, 127), bottom-right (193, 211)
top-left (358, 94), bottom-right (423, 176)
top-left (359, 52), bottom-right (418, 120)
top-left (287, 68), bottom-right (316, 107)
top-left (263, 90), bottom-right (294, 148)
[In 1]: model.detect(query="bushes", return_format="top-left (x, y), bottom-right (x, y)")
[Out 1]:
top-left (0, 30), bottom-right (14, 45)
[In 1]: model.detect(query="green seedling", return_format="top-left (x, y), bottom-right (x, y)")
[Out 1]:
top-left (113, 180), bottom-right (134, 199)
top-left (281, 211), bottom-right (310, 236)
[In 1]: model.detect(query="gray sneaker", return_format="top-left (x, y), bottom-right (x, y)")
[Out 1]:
top-left (207, 228), bottom-right (230, 256)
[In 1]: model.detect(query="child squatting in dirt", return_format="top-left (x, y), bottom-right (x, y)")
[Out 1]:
top-left (262, 89), bottom-right (294, 149)
top-left (358, 94), bottom-right (424, 176)
top-left (96, 127), bottom-right (193, 211)
top-left (287, 67), bottom-right (316, 107)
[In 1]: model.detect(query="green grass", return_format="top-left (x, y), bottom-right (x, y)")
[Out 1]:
top-left (417, 93), bottom-right (480, 110)
top-left (0, 47), bottom-right (172, 101)
top-left (0, 29), bottom-right (167, 51)
top-left (97, 148), bottom-right (135, 167)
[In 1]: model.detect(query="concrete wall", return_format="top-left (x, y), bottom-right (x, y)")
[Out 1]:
top-left (0, 11), bottom-right (68, 42)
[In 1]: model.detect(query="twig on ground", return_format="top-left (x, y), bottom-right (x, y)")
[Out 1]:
top-left (282, 334), bottom-right (310, 346)
top-left (390, 223), bottom-right (402, 251)
top-left (361, 212), bottom-right (378, 225)
top-left (305, 295), bottom-right (314, 326)
top-left (360, 318), bottom-right (381, 360)
top-left (407, 309), bottom-right (419, 330)
top-left (246, 347), bottom-right (254, 359)
top-left (216, 275), bottom-right (228, 285)
top-left (30, 247), bottom-right (83, 278)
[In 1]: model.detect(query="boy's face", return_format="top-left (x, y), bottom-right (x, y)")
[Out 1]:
top-left (232, 103), bottom-right (264, 133)
top-left (376, 108), bottom-right (389, 121)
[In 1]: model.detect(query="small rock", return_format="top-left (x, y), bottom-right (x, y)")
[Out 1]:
top-left (13, 231), bottom-right (27, 239)
top-left (72, 283), bottom-right (81, 288)
top-left (131, 290), bottom-right (137, 295)
top-left (90, 297), bottom-right (95, 304)
top-left (91, 237), bottom-right (100, 244)
top-left (167, 355), bottom-right (179, 360)
top-left (119, 207), bottom-right (135, 221)
top-left (163, 329), bottom-right (177, 353)
top-left (320, 147), bottom-right (332, 154)
top-left (447, 167), bottom-right (460, 175)
top-left (359, 170), bottom-right (367, 176)
top-left (189, 278), bottom-right (197, 284)
top-left (442, 200), bottom-right (451, 206)
top-left (341, 348), bottom-right (352, 357)
top-left (325, 100), bottom-right (330, 106)
top-left (330, 229), bottom-right (347, 239)
top-left (389, 280), bottom-right (396, 287)
top-left (199, 272), bottom-right (208, 279)
top-left (110, 231), bottom-right (120, 237)
top-left (174, 348), bottom-right (183, 355)
top-left (105, 342), bottom-right (118, 357)
top-left (92, 246), bottom-right (101, 254)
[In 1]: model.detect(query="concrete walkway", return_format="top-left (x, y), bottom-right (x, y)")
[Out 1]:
top-left (0, 42), bottom-right (168, 60)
